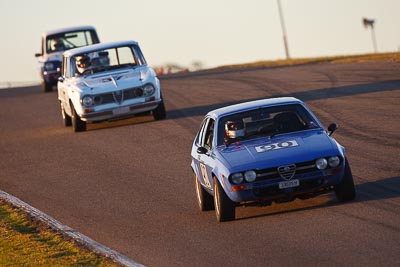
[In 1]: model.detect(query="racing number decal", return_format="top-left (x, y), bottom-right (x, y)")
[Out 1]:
top-left (255, 140), bottom-right (299, 153)
top-left (200, 163), bottom-right (211, 188)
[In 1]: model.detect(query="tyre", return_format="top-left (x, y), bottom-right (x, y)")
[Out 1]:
top-left (213, 177), bottom-right (235, 222)
top-left (42, 80), bottom-right (52, 93)
top-left (153, 100), bottom-right (166, 120)
top-left (71, 103), bottom-right (86, 132)
top-left (195, 174), bottom-right (214, 211)
top-left (335, 158), bottom-right (356, 202)
top-left (60, 102), bottom-right (72, 127)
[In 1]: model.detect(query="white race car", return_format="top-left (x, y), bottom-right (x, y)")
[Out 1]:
top-left (57, 40), bottom-right (166, 132)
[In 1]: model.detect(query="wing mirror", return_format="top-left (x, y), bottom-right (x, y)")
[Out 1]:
top-left (197, 147), bottom-right (208, 154)
top-left (327, 123), bottom-right (338, 136)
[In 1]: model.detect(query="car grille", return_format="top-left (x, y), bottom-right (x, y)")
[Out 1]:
top-left (255, 160), bottom-right (317, 181)
top-left (93, 87), bottom-right (144, 105)
top-left (253, 177), bottom-right (325, 198)
top-left (278, 164), bottom-right (296, 180)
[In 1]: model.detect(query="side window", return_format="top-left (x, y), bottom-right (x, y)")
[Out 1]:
top-left (117, 47), bottom-right (137, 65)
top-left (62, 56), bottom-right (68, 77)
top-left (132, 45), bottom-right (147, 65)
top-left (199, 118), bottom-right (215, 150)
top-left (197, 117), bottom-right (215, 150)
top-left (203, 119), bottom-right (215, 150)
top-left (197, 118), bottom-right (208, 146)
top-left (41, 36), bottom-right (45, 55)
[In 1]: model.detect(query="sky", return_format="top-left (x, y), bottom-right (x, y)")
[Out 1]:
top-left (0, 0), bottom-right (399, 84)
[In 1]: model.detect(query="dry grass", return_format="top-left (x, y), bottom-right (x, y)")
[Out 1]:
top-left (0, 200), bottom-right (119, 266)
top-left (214, 52), bottom-right (400, 70)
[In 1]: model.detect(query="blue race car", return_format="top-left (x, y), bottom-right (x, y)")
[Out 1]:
top-left (190, 97), bottom-right (355, 222)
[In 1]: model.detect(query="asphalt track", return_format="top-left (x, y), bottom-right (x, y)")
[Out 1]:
top-left (1, 61), bottom-right (399, 266)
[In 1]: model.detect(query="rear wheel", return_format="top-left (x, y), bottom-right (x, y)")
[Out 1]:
top-left (71, 103), bottom-right (86, 132)
top-left (335, 158), bottom-right (356, 202)
top-left (195, 174), bottom-right (214, 211)
top-left (213, 177), bottom-right (235, 222)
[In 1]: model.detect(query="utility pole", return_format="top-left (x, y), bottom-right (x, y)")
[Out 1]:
top-left (277, 0), bottom-right (290, 59)
top-left (363, 18), bottom-right (378, 53)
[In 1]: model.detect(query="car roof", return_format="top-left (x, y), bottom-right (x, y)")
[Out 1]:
top-left (43, 25), bottom-right (96, 37)
top-left (64, 40), bottom-right (139, 57)
top-left (207, 97), bottom-right (304, 118)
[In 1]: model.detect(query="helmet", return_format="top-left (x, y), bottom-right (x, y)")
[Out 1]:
top-left (75, 55), bottom-right (91, 73)
top-left (76, 55), bottom-right (91, 66)
top-left (51, 39), bottom-right (65, 51)
top-left (225, 120), bottom-right (245, 139)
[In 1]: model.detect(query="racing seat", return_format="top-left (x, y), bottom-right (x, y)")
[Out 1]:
top-left (273, 112), bottom-right (305, 133)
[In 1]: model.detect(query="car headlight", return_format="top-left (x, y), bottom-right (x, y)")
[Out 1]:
top-left (44, 62), bottom-right (55, 71)
top-left (231, 173), bottom-right (244, 184)
top-left (81, 95), bottom-right (94, 107)
top-left (244, 170), bottom-right (256, 182)
top-left (316, 158), bottom-right (328, 170)
top-left (143, 84), bottom-right (155, 96)
top-left (328, 156), bottom-right (340, 167)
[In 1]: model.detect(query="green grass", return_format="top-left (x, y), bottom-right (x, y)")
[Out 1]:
top-left (0, 200), bottom-right (119, 266)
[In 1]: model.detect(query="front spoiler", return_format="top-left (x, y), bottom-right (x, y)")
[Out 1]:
top-left (80, 99), bottom-right (161, 122)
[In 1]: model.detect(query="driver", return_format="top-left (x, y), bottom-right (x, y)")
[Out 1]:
top-left (225, 119), bottom-right (245, 139)
top-left (51, 39), bottom-right (65, 51)
top-left (75, 55), bottom-right (91, 74)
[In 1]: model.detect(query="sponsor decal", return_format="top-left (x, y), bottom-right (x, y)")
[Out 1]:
top-left (255, 140), bottom-right (299, 153)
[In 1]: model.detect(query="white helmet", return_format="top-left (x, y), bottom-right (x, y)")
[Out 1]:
top-left (225, 120), bottom-right (245, 139)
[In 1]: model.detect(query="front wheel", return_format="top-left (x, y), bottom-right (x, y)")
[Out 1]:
top-left (60, 102), bottom-right (72, 127)
top-left (71, 103), bottom-right (86, 132)
top-left (195, 174), bottom-right (214, 211)
top-left (335, 158), bottom-right (356, 202)
top-left (42, 80), bottom-right (52, 93)
top-left (213, 177), bottom-right (235, 222)
top-left (153, 100), bottom-right (166, 120)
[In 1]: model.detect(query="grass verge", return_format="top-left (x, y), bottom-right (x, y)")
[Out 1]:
top-left (214, 52), bottom-right (400, 70)
top-left (0, 199), bottom-right (119, 266)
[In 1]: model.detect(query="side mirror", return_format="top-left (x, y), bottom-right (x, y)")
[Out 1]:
top-left (58, 76), bottom-right (65, 83)
top-left (197, 147), bottom-right (208, 154)
top-left (35, 53), bottom-right (42, 57)
top-left (327, 123), bottom-right (338, 136)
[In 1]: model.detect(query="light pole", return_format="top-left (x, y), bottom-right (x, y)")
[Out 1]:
top-left (277, 0), bottom-right (290, 59)
top-left (363, 17), bottom-right (377, 53)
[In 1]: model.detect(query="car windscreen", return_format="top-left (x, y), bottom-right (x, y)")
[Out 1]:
top-left (46, 30), bottom-right (98, 54)
top-left (216, 104), bottom-right (320, 146)
top-left (72, 45), bottom-right (144, 76)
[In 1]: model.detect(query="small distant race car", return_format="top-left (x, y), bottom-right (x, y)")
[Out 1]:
top-left (57, 40), bottom-right (166, 132)
top-left (35, 26), bottom-right (100, 92)
top-left (191, 97), bottom-right (355, 222)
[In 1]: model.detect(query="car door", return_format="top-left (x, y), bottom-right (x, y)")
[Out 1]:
top-left (193, 117), bottom-right (216, 190)
top-left (58, 55), bottom-right (76, 117)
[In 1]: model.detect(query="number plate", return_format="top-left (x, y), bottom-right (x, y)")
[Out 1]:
top-left (113, 106), bottom-right (130, 115)
top-left (279, 179), bottom-right (300, 189)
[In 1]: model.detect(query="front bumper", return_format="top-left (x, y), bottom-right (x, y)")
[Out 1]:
top-left (43, 71), bottom-right (60, 85)
top-left (80, 99), bottom-right (161, 122)
top-left (225, 170), bottom-right (343, 203)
